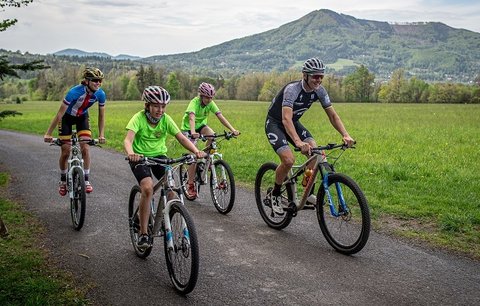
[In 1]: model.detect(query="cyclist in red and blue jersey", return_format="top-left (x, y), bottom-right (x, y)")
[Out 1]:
top-left (265, 57), bottom-right (355, 215)
top-left (44, 67), bottom-right (106, 196)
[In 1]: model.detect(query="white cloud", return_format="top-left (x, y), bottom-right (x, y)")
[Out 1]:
top-left (2, 0), bottom-right (479, 57)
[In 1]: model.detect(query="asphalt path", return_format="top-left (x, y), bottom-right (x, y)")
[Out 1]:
top-left (0, 130), bottom-right (479, 306)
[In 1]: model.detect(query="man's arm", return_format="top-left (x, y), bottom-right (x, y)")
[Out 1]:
top-left (324, 107), bottom-right (355, 146)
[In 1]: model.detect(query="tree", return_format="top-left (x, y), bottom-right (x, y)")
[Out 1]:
top-left (343, 65), bottom-right (375, 102)
top-left (165, 72), bottom-right (180, 99)
top-left (0, 0), bottom-right (49, 80)
top-left (1, 0), bottom-right (32, 31)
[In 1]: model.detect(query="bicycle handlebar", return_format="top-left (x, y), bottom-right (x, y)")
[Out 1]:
top-left (197, 131), bottom-right (238, 141)
top-left (49, 138), bottom-right (100, 147)
top-left (294, 141), bottom-right (356, 154)
top-left (125, 154), bottom-right (196, 166)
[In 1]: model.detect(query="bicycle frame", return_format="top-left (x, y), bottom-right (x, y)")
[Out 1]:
top-left (199, 140), bottom-right (224, 185)
top-left (144, 160), bottom-right (190, 250)
top-left (67, 134), bottom-right (84, 198)
top-left (287, 146), bottom-right (349, 215)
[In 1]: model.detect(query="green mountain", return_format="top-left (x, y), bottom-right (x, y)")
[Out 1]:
top-left (143, 9), bottom-right (480, 82)
top-left (3, 9), bottom-right (480, 83)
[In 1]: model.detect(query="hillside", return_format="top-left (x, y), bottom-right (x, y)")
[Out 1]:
top-left (144, 9), bottom-right (480, 82)
top-left (3, 9), bottom-right (480, 82)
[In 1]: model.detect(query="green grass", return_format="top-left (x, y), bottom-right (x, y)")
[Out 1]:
top-left (1, 100), bottom-right (479, 258)
top-left (0, 172), bottom-right (89, 305)
top-left (328, 58), bottom-right (359, 70)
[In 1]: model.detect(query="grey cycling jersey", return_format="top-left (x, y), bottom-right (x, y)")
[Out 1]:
top-left (267, 80), bottom-right (332, 122)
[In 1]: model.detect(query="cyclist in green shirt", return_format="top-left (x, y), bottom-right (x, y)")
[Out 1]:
top-left (124, 86), bottom-right (205, 249)
top-left (181, 82), bottom-right (240, 198)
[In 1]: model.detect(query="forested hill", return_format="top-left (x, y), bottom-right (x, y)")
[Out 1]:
top-left (144, 9), bottom-right (480, 82)
top-left (3, 9), bottom-right (480, 83)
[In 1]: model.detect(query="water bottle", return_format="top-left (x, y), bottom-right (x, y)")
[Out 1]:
top-left (302, 168), bottom-right (313, 187)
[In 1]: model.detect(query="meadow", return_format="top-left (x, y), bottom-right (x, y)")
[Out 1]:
top-left (1, 100), bottom-right (479, 258)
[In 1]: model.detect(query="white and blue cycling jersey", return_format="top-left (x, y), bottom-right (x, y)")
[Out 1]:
top-left (63, 84), bottom-right (106, 117)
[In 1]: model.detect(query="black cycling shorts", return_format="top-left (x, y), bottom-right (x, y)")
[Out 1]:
top-left (264, 116), bottom-right (313, 153)
top-left (58, 113), bottom-right (91, 141)
top-left (129, 155), bottom-right (167, 184)
top-left (181, 124), bottom-right (207, 145)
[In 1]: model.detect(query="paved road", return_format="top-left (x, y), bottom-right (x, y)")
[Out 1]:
top-left (1, 130), bottom-right (479, 306)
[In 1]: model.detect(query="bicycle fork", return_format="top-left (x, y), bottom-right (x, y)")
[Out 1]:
top-left (322, 174), bottom-right (349, 217)
top-left (159, 199), bottom-right (191, 252)
top-left (67, 162), bottom-right (83, 199)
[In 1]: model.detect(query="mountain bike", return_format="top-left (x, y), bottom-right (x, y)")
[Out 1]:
top-left (254, 142), bottom-right (370, 255)
top-left (179, 132), bottom-right (237, 214)
top-left (50, 131), bottom-right (99, 230)
top-left (127, 155), bottom-right (199, 295)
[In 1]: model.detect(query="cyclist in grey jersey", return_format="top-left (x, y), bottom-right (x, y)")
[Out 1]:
top-left (264, 57), bottom-right (355, 216)
top-left (267, 80), bottom-right (331, 123)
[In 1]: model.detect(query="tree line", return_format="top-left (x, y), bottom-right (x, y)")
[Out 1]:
top-left (1, 63), bottom-right (479, 104)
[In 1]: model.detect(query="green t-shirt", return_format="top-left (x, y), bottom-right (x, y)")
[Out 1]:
top-left (181, 96), bottom-right (220, 131)
top-left (125, 110), bottom-right (180, 157)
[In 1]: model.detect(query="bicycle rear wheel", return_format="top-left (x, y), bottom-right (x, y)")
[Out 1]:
top-left (179, 164), bottom-right (198, 201)
top-left (209, 159), bottom-right (235, 214)
top-left (316, 173), bottom-right (370, 254)
top-left (164, 201), bottom-right (199, 294)
top-left (70, 167), bottom-right (86, 231)
top-left (128, 185), bottom-right (153, 258)
top-left (254, 162), bottom-right (294, 229)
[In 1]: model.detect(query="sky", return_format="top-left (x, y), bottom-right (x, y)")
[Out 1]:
top-left (2, 0), bottom-right (480, 58)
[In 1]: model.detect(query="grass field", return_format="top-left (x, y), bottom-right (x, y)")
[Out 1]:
top-left (1, 100), bottom-right (479, 258)
top-left (0, 172), bottom-right (88, 304)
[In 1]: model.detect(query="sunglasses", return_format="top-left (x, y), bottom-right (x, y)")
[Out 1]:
top-left (89, 79), bottom-right (102, 84)
top-left (310, 74), bottom-right (324, 80)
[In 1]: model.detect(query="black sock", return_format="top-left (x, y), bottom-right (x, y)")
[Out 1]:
top-left (60, 174), bottom-right (66, 182)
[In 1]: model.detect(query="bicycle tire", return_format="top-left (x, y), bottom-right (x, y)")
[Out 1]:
top-left (70, 167), bottom-right (86, 231)
top-left (209, 159), bottom-right (235, 214)
top-left (163, 201), bottom-right (199, 294)
top-left (316, 173), bottom-right (370, 255)
top-left (128, 185), bottom-right (153, 258)
top-left (254, 162), bottom-right (294, 229)
top-left (179, 163), bottom-right (198, 201)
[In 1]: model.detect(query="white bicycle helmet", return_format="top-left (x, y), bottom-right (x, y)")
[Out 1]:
top-left (302, 57), bottom-right (325, 74)
top-left (142, 86), bottom-right (170, 104)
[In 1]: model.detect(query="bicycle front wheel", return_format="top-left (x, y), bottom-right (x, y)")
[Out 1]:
top-left (254, 162), bottom-right (294, 230)
top-left (70, 167), bottom-right (86, 231)
top-left (316, 173), bottom-right (370, 255)
top-left (164, 201), bottom-right (199, 295)
top-left (128, 185), bottom-right (153, 258)
top-left (209, 159), bottom-right (235, 214)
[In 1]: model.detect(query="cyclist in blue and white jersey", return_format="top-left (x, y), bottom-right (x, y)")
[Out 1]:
top-left (265, 57), bottom-right (355, 215)
top-left (44, 67), bottom-right (106, 196)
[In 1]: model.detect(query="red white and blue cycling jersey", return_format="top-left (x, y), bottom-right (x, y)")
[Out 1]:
top-left (63, 84), bottom-right (106, 116)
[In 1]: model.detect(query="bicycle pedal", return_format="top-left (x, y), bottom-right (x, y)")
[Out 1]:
top-left (284, 203), bottom-right (298, 217)
top-left (302, 204), bottom-right (316, 210)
